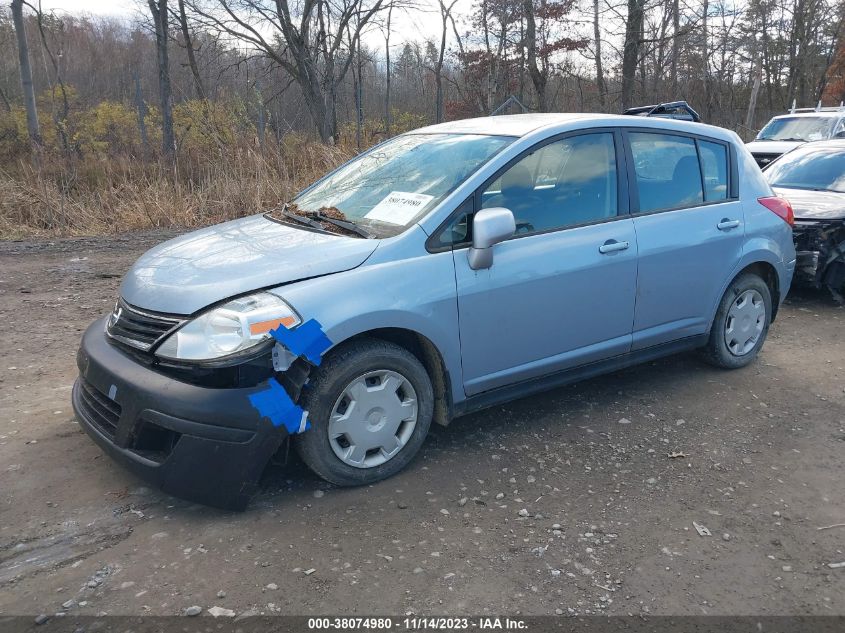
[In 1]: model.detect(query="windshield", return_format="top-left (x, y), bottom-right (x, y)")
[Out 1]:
top-left (291, 133), bottom-right (513, 236)
top-left (756, 116), bottom-right (835, 142)
top-left (765, 146), bottom-right (845, 193)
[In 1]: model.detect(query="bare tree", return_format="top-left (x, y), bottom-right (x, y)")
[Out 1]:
top-left (32, 2), bottom-right (73, 152)
top-left (189, 0), bottom-right (389, 143)
top-left (523, 0), bottom-right (544, 111)
top-left (383, 2), bottom-right (392, 134)
top-left (593, 0), bottom-right (607, 108)
top-left (746, 40), bottom-right (763, 130)
top-left (176, 0), bottom-right (205, 99)
top-left (701, 0), bottom-right (710, 118)
top-left (621, 0), bottom-right (646, 110)
top-left (10, 0), bottom-right (40, 145)
top-left (435, 0), bottom-right (458, 122)
top-left (670, 0), bottom-right (679, 93)
top-left (148, 0), bottom-right (175, 159)
top-left (133, 70), bottom-right (150, 156)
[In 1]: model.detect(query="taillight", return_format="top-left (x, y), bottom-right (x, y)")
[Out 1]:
top-left (758, 196), bottom-right (794, 227)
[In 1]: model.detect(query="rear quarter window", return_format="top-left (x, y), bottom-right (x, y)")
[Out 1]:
top-left (699, 140), bottom-right (728, 201)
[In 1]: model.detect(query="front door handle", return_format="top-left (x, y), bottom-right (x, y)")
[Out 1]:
top-left (717, 218), bottom-right (741, 231)
top-left (599, 239), bottom-right (630, 254)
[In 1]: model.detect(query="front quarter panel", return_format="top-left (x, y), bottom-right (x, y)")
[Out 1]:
top-left (272, 225), bottom-right (464, 405)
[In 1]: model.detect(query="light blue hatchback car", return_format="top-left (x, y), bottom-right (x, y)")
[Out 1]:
top-left (73, 114), bottom-right (797, 509)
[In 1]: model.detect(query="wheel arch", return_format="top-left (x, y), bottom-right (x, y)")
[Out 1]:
top-left (334, 327), bottom-right (453, 427)
top-left (735, 261), bottom-right (781, 321)
top-left (710, 253), bottom-right (784, 331)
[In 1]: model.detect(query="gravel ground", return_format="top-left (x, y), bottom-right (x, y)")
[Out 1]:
top-left (0, 232), bottom-right (843, 618)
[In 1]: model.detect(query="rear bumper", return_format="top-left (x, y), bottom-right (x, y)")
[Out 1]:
top-left (73, 318), bottom-right (286, 510)
top-left (785, 257), bottom-right (797, 293)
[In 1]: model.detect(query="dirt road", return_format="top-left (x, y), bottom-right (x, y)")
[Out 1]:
top-left (0, 233), bottom-right (843, 618)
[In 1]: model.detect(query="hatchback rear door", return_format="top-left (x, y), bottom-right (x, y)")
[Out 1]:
top-left (624, 130), bottom-right (744, 349)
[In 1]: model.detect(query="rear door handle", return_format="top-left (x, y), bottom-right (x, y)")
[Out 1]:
top-left (599, 239), bottom-right (630, 254)
top-left (717, 218), bottom-right (741, 231)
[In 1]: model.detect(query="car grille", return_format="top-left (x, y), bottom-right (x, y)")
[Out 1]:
top-left (77, 379), bottom-right (121, 439)
top-left (106, 298), bottom-right (183, 352)
top-left (752, 153), bottom-right (781, 168)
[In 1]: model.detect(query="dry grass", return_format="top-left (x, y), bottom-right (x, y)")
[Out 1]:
top-left (0, 136), bottom-right (350, 239)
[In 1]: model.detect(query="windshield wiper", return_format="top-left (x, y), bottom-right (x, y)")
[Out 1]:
top-left (268, 204), bottom-right (374, 239)
top-left (312, 212), bottom-right (374, 239)
top-left (274, 208), bottom-right (326, 231)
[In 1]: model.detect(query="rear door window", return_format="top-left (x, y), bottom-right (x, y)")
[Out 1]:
top-left (629, 132), bottom-right (703, 213)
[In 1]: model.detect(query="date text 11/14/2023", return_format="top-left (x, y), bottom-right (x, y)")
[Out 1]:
top-left (306, 617), bottom-right (528, 630)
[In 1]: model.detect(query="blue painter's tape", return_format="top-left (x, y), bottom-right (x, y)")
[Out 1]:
top-left (248, 378), bottom-right (311, 434)
top-left (269, 318), bottom-right (332, 365)
top-left (248, 319), bottom-right (332, 435)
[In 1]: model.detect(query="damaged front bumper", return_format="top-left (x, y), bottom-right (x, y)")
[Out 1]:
top-left (72, 318), bottom-right (287, 510)
top-left (793, 219), bottom-right (845, 300)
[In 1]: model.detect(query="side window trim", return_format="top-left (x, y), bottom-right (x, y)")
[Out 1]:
top-left (426, 127), bottom-right (628, 252)
top-left (693, 138), bottom-right (707, 199)
top-left (622, 127), bottom-right (736, 216)
top-left (728, 141), bottom-right (739, 199)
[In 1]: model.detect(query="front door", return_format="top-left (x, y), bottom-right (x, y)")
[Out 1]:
top-left (452, 130), bottom-right (639, 396)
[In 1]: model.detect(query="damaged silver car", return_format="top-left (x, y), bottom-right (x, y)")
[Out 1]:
top-left (765, 139), bottom-right (845, 301)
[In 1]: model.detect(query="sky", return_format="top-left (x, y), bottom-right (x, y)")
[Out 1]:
top-left (41, 0), bottom-right (139, 19)
top-left (38, 0), bottom-right (448, 51)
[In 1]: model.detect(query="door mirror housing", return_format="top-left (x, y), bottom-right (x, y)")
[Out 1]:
top-left (468, 207), bottom-right (516, 270)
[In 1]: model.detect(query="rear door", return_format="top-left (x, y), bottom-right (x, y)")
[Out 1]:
top-left (625, 130), bottom-right (744, 349)
top-left (446, 130), bottom-right (639, 396)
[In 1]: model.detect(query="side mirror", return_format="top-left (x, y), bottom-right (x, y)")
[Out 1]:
top-left (835, 130), bottom-right (845, 139)
top-left (468, 207), bottom-right (515, 270)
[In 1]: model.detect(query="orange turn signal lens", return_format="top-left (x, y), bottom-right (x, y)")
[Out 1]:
top-left (249, 316), bottom-right (297, 336)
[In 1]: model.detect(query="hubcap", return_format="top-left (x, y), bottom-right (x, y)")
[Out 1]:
top-left (328, 370), bottom-right (418, 469)
top-left (724, 289), bottom-right (766, 356)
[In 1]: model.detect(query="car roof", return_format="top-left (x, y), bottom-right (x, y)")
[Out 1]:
top-left (409, 113), bottom-right (605, 137)
top-left (771, 111), bottom-right (845, 120)
top-left (407, 113), bottom-right (732, 140)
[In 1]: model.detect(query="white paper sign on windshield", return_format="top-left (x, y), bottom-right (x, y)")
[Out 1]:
top-left (365, 191), bottom-right (434, 225)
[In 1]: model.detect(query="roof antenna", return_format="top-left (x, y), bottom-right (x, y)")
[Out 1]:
top-left (790, 99), bottom-right (796, 114)
top-left (816, 100), bottom-right (822, 112)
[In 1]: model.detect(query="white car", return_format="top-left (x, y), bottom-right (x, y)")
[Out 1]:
top-left (747, 107), bottom-right (845, 167)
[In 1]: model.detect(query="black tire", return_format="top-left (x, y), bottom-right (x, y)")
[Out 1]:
top-left (701, 273), bottom-right (772, 369)
top-left (294, 338), bottom-right (433, 486)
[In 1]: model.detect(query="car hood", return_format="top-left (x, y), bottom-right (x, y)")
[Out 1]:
top-left (120, 214), bottom-right (379, 314)
top-left (746, 140), bottom-right (804, 157)
top-left (773, 187), bottom-right (845, 221)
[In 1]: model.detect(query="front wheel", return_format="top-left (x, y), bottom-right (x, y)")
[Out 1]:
top-left (294, 338), bottom-right (433, 486)
top-left (701, 273), bottom-right (772, 369)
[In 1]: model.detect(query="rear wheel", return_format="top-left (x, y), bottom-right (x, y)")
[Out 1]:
top-left (701, 273), bottom-right (772, 369)
top-left (294, 338), bottom-right (433, 486)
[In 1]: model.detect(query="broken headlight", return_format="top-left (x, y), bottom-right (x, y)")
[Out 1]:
top-left (155, 292), bottom-right (301, 362)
